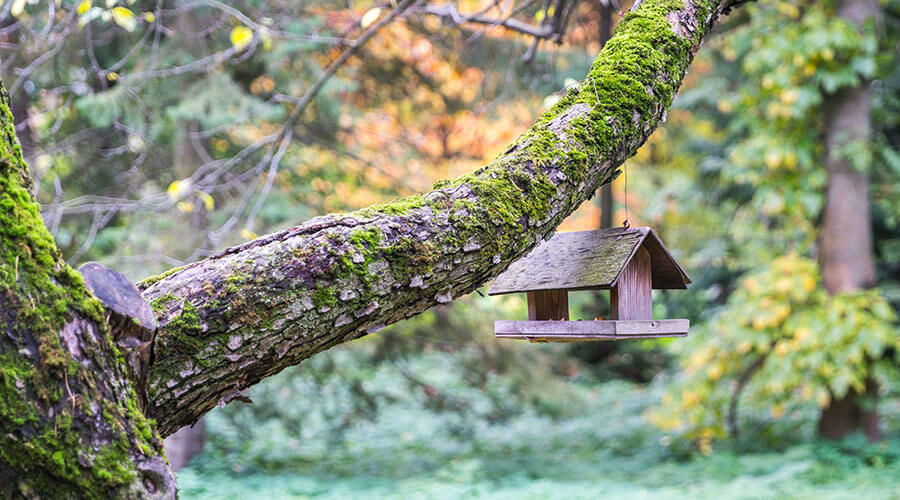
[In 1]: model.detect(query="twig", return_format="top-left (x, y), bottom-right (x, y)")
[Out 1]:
top-left (727, 352), bottom-right (768, 440)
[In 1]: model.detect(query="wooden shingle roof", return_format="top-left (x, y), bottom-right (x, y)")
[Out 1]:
top-left (488, 227), bottom-right (691, 295)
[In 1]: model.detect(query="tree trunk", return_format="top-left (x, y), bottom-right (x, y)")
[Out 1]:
top-left (817, 0), bottom-right (880, 441)
top-left (0, 91), bottom-right (175, 497)
top-left (0, 0), bottom-right (740, 495)
top-left (163, 420), bottom-right (206, 471)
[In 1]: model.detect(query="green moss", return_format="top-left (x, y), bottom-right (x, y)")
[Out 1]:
top-left (161, 301), bottom-right (204, 353)
top-left (137, 264), bottom-right (187, 289)
top-left (225, 274), bottom-right (244, 294)
top-left (150, 293), bottom-right (178, 314)
top-left (359, 194), bottom-right (427, 217)
top-left (0, 83), bottom-right (161, 495)
top-left (312, 285), bottom-right (338, 309)
top-left (348, 227), bottom-right (383, 248)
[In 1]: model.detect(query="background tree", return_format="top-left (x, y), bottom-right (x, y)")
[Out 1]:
top-left (649, 0), bottom-right (899, 449)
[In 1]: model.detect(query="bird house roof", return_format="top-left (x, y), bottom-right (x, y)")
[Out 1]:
top-left (488, 227), bottom-right (691, 295)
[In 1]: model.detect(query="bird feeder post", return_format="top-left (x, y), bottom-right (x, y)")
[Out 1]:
top-left (527, 290), bottom-right (569, 320)
top-left (610, 245), bottom-right (652, 321)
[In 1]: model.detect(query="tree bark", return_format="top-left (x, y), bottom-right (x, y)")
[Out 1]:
top-left (1, 0), bottom-right (740, 495)
top-left (0, 91), bottom-right (174, 497)
top-left (817, 0), bottom-right (880, 442)
top-left (162, 420), bottom-right (205, 471)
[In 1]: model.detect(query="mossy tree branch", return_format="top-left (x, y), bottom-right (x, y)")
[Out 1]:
top-left (140, 0), bottom-right (737, 437)
top-left (0, 88), bottom-right (174, 497)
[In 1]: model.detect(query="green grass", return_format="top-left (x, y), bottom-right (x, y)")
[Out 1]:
top-left (176, 354), bottom-right (900, 499)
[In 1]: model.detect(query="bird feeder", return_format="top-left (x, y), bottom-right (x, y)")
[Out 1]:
top-left (489, 227), bottom-right (691, 342)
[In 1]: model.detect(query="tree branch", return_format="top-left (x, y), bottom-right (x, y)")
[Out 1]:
top-left (419, 3), bottom-right (555, 39)
top-left (140, 0), bottom-right (736, 437)
top-left (727, 352), bottom-right (768, 440)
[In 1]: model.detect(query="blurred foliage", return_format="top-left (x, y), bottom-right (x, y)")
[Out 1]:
top-left (626, 0), bottom-right (900, 449)
top-left (177, 372), bottom-right (900, 498)
top-left (649, 255), bottom-right (898, 448)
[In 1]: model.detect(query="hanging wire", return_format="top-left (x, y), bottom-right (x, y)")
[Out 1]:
top-left (589, 76), bottom-right (630, 230)
top-left (623, 163), bottom-right (630, 229)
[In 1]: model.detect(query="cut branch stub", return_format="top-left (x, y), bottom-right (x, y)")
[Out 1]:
top-left (79, 262), bottom-right (157, 403)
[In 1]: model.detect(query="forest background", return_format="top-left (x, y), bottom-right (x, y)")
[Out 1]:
top-left (3, 0), bottom-right (899, 497)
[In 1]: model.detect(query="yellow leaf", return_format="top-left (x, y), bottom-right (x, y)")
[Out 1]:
top-left (77, 0), bottom-right (92, 16)
top-left (770, 404), bottom-right (785, 418)
top-left (774, 342), bottom-right (789, 356)
top-left (795, 327), bottom-right (812, 342)
top-left (230, 25), bottom-right (254, 51)
top-left (167, 179), bottom-right (190, 200)
top-left (764, 149), bottom-right (782, 169)
top-left (259, 27), bottom-right (272, 50)
top-left (11, 0), bottom-right (26, 17)
top-left (106, 71), bottom-right (118, 81)
top-left (112, 6), bottom-right (137, 32)
top-left (698, 438), bottom-right (712, 456)
top-left (780, 89), bottom-right (797, 105)
top-left (199, 192), bottom-right (215, 211)
top-left (816, 389), bottom-right (830, 408)
top-left (176, 201), bottom-right (194, 214)
top-left (784, 151), bottom-right (797, 169)
top-left (240, 229), bottom-right (258, 240)
top-left (360, 7), bottom-right (382, 29)
top-left (681, 390), bottom-right (699, 407)
top-left (776, 2), bottom-right (800, 19)
top-left (801, 385), bottom-right (813, 400)
top-left (143, 12), bottom-right (155, 23)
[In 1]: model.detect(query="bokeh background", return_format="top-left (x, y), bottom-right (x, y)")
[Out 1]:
top-left (3, 0), bottom-right (899, 497)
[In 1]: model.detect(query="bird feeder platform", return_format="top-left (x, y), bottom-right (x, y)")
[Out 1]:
top-left (489, 227), bottom-right (691, 342)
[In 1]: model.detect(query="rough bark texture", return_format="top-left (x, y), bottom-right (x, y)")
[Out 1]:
top-left (139, 0), bottom-right (735, 437)
top-left (818, 0), bottom-right (880, 441)
top-left (0, 90), bottom-right (174, 497)
top-left (1, 0), bottom-right (743, 494)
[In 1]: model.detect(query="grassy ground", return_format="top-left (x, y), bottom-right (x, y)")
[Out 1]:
top-left (177, 445), bottom-right (900, 499)
top-left (175, 360), bottom-right (900, 500)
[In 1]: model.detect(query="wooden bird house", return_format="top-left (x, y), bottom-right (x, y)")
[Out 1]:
top-left (489, 227), bottom-right (691, 342)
